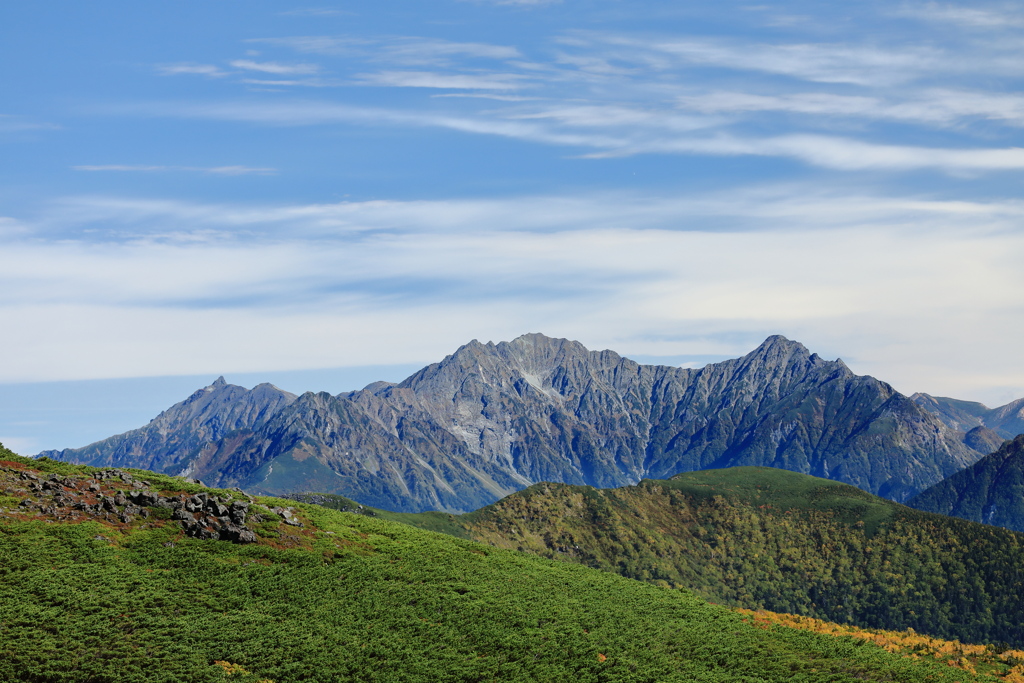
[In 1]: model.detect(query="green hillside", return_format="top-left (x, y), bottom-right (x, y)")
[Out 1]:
top-left (0, 446), bottom-right (1002, 683)
top-left (909, 434), bottom-right (1024, 532)
top-left (300, 467), bottom-right (1024, 648)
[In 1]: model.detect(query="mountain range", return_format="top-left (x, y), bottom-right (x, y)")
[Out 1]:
top-left (41, 333), bottom-right (1020, 512)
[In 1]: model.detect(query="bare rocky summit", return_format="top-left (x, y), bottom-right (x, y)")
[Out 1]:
top-left (42, 334), bottom-right (1000, 512)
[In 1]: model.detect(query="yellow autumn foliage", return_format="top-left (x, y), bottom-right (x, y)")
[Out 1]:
top-left (736, 608), bottom-right (1024, 680)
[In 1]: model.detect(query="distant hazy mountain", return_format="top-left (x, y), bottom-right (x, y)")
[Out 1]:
top-left (38, 378), bottom-right (297, 475)
top-left (43, 333), bottom-right (990, 512)
top-left (908, 434), bottom-right (1024, 532)
top-left (912, 393), bottom-right (1024, 439)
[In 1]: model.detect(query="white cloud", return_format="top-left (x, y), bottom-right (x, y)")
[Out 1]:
top-left (34, 187), bottom-right (1024, 242)
top-left (229, 60), bottom-right (320, 75)
top-left (431, 93), bottom-right (537, 102)
top-left (130, 99), bottom-right (1024, 174)
top-left (676, 89), bottom-right (1024, 127)
top-left (0, 114), bottom-right (60, 132)
top-left (560, 33), bottom-right (946, 86)
top-left (0, 217), bottom-right (29, 238)
top-left (356, 70), bottom-right (528, 90)
top-left (72, 165), bottom-right (276, 175)
top-left (3, 187), bottom-right (1024, 403)
top-left (252, 36), bottom-right (521, 64)
top-left (205, 165), bottom-right (277, 175)
top-left (511, 104), bottom-right (717, 131)
top-left (895, 3), bottom-right (1024, 27)
top-left (381, 38), bottom-right (522, 63)
top-left (239, 78), bottom-right (335, 88)
top-left (627, 134), bottom-right (1024, 172)
top-left (157, 63), bottom-right (229, 78)
top-left (139, 25), bottom-right (1024, 172)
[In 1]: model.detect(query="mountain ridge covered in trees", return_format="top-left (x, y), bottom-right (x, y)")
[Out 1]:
top-left (909, 434), bottom-right (1024, 532)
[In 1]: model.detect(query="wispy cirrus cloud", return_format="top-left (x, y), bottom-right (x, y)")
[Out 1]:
top-left (622, 134), bottom-right (1024, 172)
top-left (229, 59), bottom-right (320, 75)
top-left (558, 33), bottom-right (946, 86)
top-left (0, 114), bottom-right (61, 133)
top-left (894, 2), bottom-right (1024, 27)
top-left (31, 185), bottom-right (1024, 245)
top-left (251, 35), bottom-right (521, 64)
top-left (116, 99), bottom-right (1024, 174)
top-left (675, 89), bottom-right (1024, 127)
top-left (72, 165), bottom-right (276, 175)
top-left (190, 22), bottom-right (1024, 175)
top-left (356, 70), bottom-right (528, 90)
top-left (511, 104), bottom-right (716, 131)
top-left (157, 63), bottom-right (230, 78)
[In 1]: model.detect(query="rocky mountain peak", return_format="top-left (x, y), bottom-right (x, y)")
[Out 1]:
top-left (498, 333), bottom-right (619, 385)
top-left (359, 381), bottom-right (397, 395)
top-left (45, 333), bottom-right (1012, 512)
top-left (707, 335), bottom-right (852, 402)
top-left (399, 333), bottom-right (605, 397)
top-left (249, 382), bottom-right (297, 402)
top-left (744, 335), bottom-right (816, 366)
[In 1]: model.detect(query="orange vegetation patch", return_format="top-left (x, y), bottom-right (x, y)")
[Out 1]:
top-left (737, 608), bottom-right (1024, 680)
top-left (213, 660), bottom-right (275, 682)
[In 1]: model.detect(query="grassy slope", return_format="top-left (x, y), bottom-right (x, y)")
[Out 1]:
top-left (323, 467), bottom-right (1024, 648)
top-left (0, 448), bottom-right (998, 683)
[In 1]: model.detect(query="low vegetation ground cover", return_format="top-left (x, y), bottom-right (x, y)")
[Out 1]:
top-left (0, 447), bottom-right (1004, 683)
top-left (299, 467), bottom-right (1024, 648)
top-left (738, 609), bottom-right (1024, 682)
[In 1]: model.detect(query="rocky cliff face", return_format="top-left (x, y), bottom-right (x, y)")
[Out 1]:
top-left (45, 334), bottom-right (994, 512)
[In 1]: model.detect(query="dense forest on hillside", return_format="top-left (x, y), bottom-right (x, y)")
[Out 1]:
top-left (298, 467), bottom-right (1024, 648)
top-left (910, 435), bottom-right (1024, 532)
top-left (0, 447), bottom-right (995, 683)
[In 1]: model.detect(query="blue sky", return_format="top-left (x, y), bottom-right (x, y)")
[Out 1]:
top-left (3, 1), bottom-right (1024, 452)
